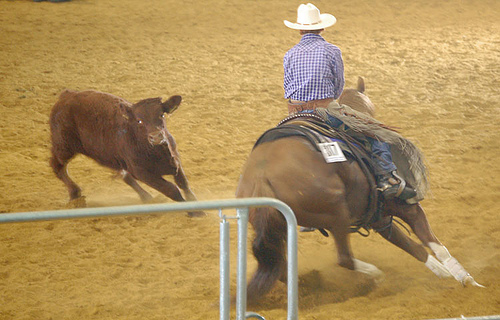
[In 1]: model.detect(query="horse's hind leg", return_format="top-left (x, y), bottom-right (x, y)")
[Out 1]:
top-left (328, 202), bottom-right (383, 277)
top-left (121, 170), bottom-right (153, 202)
top-left (326, 200), bottom-right (358, 270)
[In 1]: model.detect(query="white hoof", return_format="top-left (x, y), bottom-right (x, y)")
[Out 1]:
top-left (462, 275), bottom-right (486, 288)
top-left (353, 258), bottom-right (384, 279)
top-left (427, 243), bottom-right (484, 287)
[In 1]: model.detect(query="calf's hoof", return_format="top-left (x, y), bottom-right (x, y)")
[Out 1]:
top-left (67, 196), bottom-right (87, 208)
top-left (140, 194), bottom-right (155, 203)
top-left (188, 211), bottom-right (206, 218)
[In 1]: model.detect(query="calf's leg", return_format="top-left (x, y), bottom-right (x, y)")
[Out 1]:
top-left (173, 166), bottom-right (205, 217)
top-left (50, 149), bottom-right (85, 206)
top-left (173, 165), bottom-right (198, 201)
top-left (121, 170), bottom-right (153, 202)
top-left (133, 171), bottom-right (205, 217)
top-left (135, 172), bottom-right (185, 201)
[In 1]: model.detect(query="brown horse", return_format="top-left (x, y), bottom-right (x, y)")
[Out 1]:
top-left (236, 78), bottom-right (483, 303)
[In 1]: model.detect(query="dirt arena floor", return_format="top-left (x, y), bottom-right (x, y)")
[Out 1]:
top-left (0, 0), bottom-right (499, 319)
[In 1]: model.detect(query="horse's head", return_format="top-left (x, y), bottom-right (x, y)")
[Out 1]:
top-left (338, 77), bottom-right (376, 117)
top-left (128, 95), bottom-right (182, 145)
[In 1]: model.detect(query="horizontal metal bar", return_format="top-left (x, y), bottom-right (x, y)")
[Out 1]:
top-left (0, 197), bottom-right (293, 224)
top-left (429, 316), bottom-right (500, 320)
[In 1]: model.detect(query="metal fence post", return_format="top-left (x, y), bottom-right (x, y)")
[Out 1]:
top-left (220, 213), bottom-right (231, 320)
top-left (236, 207), bottom-right (249, 320)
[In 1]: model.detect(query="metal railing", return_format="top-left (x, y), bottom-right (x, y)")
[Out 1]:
top-left (429, 316), bottom-right (500, 320)
top-left (0, 197), bottom-right (298, 320)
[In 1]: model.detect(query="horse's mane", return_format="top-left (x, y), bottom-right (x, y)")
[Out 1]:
top-left (316, 102), bottom-right (430, 202)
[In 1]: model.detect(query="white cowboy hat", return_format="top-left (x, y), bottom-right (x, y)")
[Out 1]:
top-left (284, 3), bottom-right (337, 30)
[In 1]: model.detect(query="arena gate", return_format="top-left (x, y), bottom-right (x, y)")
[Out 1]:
top-left (0, 198), bottom-right (299, 320)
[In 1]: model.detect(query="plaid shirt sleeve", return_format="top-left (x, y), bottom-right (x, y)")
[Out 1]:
top-left (284, 34), bottom-right (345, 101)
top-left (331, 46), bottom-right (344, 99)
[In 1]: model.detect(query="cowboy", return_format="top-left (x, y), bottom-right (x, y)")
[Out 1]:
top-left (283, 3), bottom-right (416, 200)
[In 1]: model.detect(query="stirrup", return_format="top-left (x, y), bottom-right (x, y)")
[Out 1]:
top-left (378, 172), bottom-right (416, 200)
top-left (392, 171), bottom-right (406, 198)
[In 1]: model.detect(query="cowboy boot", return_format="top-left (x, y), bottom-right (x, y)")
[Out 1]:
top-left (377, 171), bottom-right (417, 200)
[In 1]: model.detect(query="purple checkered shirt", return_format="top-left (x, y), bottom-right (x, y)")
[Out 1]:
top-left (284, 33), bottom-right (344, 101)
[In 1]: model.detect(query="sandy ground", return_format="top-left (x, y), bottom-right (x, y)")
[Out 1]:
top-left (0, 0), bottom-right (499, 319)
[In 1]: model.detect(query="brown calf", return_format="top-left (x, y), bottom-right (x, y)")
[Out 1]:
top-left (49, 89), bottom-right (202, 216)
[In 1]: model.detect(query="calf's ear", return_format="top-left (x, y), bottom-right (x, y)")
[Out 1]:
top-left (162, 95), bottom-right (182, 114)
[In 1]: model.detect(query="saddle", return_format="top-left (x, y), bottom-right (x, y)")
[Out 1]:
top-left (254, 113), bottom-right (382, 234)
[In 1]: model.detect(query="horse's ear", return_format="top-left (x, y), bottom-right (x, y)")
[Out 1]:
top-left (357, 77), bottom-right (365, 93)
top-left (162, 95), bottom-right (182, 114)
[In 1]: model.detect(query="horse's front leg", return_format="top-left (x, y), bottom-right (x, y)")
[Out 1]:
top-left (391, 203), bottom-right (484, 287)
top-left (374, 216), bottom-right (429, 262)
top-left (373, 216), bottom-right (451, 279)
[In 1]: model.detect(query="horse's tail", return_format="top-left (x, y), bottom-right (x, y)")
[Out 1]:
top-left (246, 178), bottom-right (287, 304)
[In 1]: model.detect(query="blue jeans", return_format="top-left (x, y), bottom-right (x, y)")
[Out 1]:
top-left (368, 138), bottom-right (397, 175)
top-left (300, 110), bottom-right (397, 175)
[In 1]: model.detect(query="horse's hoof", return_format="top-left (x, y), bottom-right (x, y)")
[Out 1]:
top-left (462, 275), bottom-right (486, 288)
top-left (67, 196), bottom-right (87, 208)
top-left (187, 211), bottom-right (206, 218)
top-left (353, 258), bottom-right (384, 280)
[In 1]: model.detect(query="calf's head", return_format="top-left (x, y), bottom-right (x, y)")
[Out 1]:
top-left (126, 95), bottom-right (182, 145)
